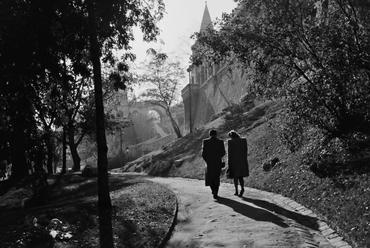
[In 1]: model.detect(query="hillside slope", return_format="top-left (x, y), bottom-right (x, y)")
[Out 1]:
top-left (117, 101), bottom-right (370, 248)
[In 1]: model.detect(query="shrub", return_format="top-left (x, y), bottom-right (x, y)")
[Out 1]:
top-left (262, 157), bottom-right (280, 172)
top-left (271, 111), bottom-right (306, 153)
top-left (222, 104), bottom-right (245, 130)
top-left (81, 164), bottom-right (98, 177)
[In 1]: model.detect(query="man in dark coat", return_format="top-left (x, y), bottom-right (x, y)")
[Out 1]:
top-left (202, 129), bottom-right (225, 199)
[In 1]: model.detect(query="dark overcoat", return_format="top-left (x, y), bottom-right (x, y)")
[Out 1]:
top-left (228, 137), bottom-right (249, 178)
top-left (202, 137), bottom-right (225, 186)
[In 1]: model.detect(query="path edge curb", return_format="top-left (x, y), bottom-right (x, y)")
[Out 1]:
top-left (271, 192), bottom-right (353, 248)
top-left (157, 192), bottom-right (178, 248)
top-left (245, 186), bottom-right (353, 248)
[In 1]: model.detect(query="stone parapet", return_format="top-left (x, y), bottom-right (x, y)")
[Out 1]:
top-left (181, 83), bottom-right (200, 98)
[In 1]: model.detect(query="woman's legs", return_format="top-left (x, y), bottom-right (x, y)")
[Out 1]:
top-left (239, 177), bottom-right (244, 189)
top-left (233, 178), bottom-right (239, 195)
top-left (234, 177), bottom-right (245, 196)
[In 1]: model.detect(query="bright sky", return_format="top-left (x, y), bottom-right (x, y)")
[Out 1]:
top-left (130, 0), bottom-right (237, 97)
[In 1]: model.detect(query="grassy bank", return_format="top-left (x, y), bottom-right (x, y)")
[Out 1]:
top-left (119, 101), bottom-right (370, 248)
top-left (244, 118), bottom-right (370, 248)
top-left (0, 174), bottom-right (177, 248)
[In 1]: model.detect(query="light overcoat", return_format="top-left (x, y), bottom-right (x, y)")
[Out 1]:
top-left (227, 137), bottom-right (249, 178)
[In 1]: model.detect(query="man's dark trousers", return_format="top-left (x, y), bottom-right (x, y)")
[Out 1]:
top-left (210, 184), bottom-right (219, 197)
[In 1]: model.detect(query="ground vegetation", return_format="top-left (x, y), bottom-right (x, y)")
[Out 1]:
top-left (0, 174), bottom-right (176, 248)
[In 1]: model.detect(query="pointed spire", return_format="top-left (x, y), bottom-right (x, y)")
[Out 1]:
top-left (200, 2), bottom-right (213, 32)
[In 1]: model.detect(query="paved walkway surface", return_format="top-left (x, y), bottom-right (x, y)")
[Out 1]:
top-left (148, 177), bottom-right (350, 248)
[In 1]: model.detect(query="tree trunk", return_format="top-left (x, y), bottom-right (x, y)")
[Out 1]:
top-left (69, 142), bottom-right (80, 172)
top-left (167, 109), bottom-right (182, 138)
top-left (61, 127), bottom-right (67, 174)
top-left (46, 143), bottom-right (53, 174)
top-left (45, 132), bottom-right (54, 175)
top-left (10, 118), bottom-right (28, 180)
top-left (87, 1), bottom-right (114, 248)
top-left (68, 124), bottom-right (81, 171)
top-left (11, 82), bottom-right (31, 180)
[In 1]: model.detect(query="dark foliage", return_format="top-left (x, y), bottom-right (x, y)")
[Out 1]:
top-left (1, 0), bottom-right (165, 247)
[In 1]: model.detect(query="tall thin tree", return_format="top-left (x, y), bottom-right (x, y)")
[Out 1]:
top-left (87, 0), bottom-right (114, 247)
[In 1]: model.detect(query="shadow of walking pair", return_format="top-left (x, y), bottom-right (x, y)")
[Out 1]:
top-left (216, 196), bottom-right (319, 230)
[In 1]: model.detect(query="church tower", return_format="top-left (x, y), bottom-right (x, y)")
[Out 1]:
top-left (181, 2), bottom-right (251, 134)
top-left (181, 2), bottom-right (215, 133)
top-left (200, 3), bottom-right (213, 32)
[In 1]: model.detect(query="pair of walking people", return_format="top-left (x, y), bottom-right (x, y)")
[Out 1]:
top-left (202, 129), bottom-right (249, 200)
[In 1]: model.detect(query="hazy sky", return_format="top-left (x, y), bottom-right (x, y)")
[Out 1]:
top-left (130, 0), bottom-right (237, 95)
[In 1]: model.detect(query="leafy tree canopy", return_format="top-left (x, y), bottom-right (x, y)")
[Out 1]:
top-left (137, 49), bottom-right (185, 138)
top-left (192, 0), bottom-right (370, 141)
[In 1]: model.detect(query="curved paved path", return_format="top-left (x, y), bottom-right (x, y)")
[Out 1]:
top-left (148, 177), bottom-right (345, 248)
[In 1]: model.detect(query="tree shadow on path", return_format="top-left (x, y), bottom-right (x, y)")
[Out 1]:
top-left (217, 197), bottom-right (289, 228)
top-left (241, 197), bottom-right (319, 231)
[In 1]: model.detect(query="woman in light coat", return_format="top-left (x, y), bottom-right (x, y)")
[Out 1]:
top-left (227, 130), bottom-right (249, 197)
